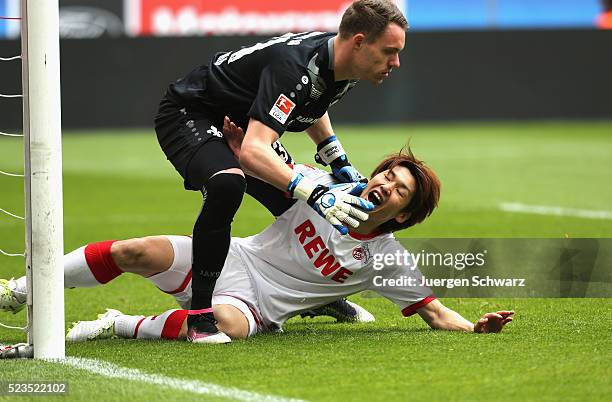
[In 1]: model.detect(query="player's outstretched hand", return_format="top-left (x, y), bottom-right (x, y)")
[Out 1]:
top-left (473, 310), bottom-right (514, 333)
top-left (289, 174), bottom-right (374, 234)
top-left (223, 116), bottom-right (245, 159)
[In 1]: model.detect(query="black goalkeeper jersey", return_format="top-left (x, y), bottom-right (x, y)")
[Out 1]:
top-left (165, 32), bottom-right (358, 136)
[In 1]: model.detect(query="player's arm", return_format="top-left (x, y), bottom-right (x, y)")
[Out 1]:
top-left (240, 118), bottom-right (373, 234)
top-left (417, 299), bottom-right (514, 333)
top-left (241, 62), bottom-right (373, 233)
top-left (306, 112), bottom-right (366, 183)
top-left (305, 112), bottom-right (335, 143)
top-left (371, 243), bottom-right (513, 334)
top-left (240, 118), bottom-right (294, 190)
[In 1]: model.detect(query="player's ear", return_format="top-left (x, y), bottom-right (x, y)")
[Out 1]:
top-left (394, 211), bottom-right (409, 224)
top-left (352, 33), bottom-right (366, 49)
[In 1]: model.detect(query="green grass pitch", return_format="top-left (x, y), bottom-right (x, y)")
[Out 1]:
top-left (0, 121), bottom-right (611, 401)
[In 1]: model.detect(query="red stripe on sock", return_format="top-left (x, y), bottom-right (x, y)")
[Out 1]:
top-left (161, 310), bottom-right (188, 340)
top-left (133, 316), bottom-right (146, 338)
top-left (84, 241), bottom-right (123, 284)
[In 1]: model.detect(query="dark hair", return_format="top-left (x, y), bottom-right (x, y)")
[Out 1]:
top-left (339, 0), bottom-right (408, 43)
top-left (370, 147), bottom-right (441, 233)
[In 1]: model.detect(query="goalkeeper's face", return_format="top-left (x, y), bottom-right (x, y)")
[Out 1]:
top-left (353, 23), bottom-right (405, 84)
top-left (360, 165), bottom-right (414, 227)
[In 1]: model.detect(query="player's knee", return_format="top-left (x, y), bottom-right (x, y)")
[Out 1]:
top-left (205, 172), bottom-right (246, 206)
top-left (214, 304), bottom-right (249, 340)
top-left (111, 238), bottom-right (158, 275)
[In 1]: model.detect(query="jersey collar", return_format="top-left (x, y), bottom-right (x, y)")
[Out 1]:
top-left (348, 229), bottom-right (384, 241)
top-left (327, 36), bottom-right (335, 70)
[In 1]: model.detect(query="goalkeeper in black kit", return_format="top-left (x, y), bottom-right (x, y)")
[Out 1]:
top-left (154, 0), bottom-right (408, 343)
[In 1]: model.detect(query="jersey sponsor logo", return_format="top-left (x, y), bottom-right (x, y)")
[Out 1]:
top-left (295, 115), bottom-right (318, 124)
top-left (294, 219), bottom-right (354, 283)
top-left (269, 94), bottom-right (296, 124)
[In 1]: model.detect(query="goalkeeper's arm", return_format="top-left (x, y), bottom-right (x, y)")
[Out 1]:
top-left (306, 112), bottom-right (366, 183)
top-left (240, 118), bottom-right (373, 233)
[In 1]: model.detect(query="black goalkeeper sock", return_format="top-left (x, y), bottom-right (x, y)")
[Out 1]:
top-left (190, 173), bottom-right (246, 310)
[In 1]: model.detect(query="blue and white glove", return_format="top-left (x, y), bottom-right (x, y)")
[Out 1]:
top-left (288, 173), bottom-right (374, 235)
top-left (314, 135), bottom-right (366, 183)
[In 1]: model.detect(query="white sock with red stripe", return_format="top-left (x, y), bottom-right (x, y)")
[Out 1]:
top-left (9, 241), bottom-right (124, 301)
top-left (64, 241), bottom-right (123, 288)
top-left (114, 309), bottom-right (188, 340)
top-left (64, 246), bottom-right (97, 288)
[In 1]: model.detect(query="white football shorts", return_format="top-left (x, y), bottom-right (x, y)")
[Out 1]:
top-left (148, 235), bottom-right (262, 337)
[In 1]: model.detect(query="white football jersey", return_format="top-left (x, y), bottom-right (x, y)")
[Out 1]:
top-left (230, 165), bottom-right (435, 329)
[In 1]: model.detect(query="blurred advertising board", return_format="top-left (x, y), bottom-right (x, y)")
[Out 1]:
top-left (123, 0), bottom-right (391, 36)
top-left (0, 0), bottom-right (125, 39)
top-left (3, 0), bottom-right (600, 40)
top-left (0, 0), bottom-right (19, 39)
top-left (2, 0), bottom-right (405, 39)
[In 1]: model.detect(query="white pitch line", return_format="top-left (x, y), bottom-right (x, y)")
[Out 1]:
top-left (54, 357), bottom-right (306, 402)
top-left (499, 202), bottom-right (612, 220)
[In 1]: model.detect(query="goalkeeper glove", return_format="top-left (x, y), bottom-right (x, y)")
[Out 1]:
top-left (314, 135), bottom-right (366, 183)
top-left (288, 173), bottom-right (374, 235)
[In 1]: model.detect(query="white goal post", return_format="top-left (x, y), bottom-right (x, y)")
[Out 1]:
top-left (21, 0), bottom-right (65, 359)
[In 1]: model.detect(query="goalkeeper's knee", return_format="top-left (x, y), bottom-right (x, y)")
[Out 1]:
top-left (199, 172), bottom-right (246, 227)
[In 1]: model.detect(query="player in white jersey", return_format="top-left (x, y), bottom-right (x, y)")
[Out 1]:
top-left (52, 143), bottom-right (512, 343)
top-left (1, 120), bottom-right (514, 342)
top-left (0, 164), bottom-right (375, 334)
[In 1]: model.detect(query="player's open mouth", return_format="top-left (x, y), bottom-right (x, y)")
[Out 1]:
top-left (367, 189), bottom-right (383, 207)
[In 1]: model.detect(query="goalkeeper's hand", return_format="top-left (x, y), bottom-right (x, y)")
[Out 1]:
top-left (288, 173), bottom-right (374, 235)
top-left (330, 156), bottom-right (367, 183)
top-left (314, 135), bottom-right (367, 183)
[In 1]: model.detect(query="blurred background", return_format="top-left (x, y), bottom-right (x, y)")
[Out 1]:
top-left (1, 0), bottom-right (611, 129)
top-left (1, 0), bottom-right (611, 357)
top-left (0, 0), bottom-right (611, 239)
top-left (1, 3), bottom-right (610, 394)
top-left (0, 2), bottom-right (610, 392)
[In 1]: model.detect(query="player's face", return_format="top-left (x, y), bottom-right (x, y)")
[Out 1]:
top-left (360, 165), bottom-right (414, 227)
top-left (355, 23), bottom-right (405, 84)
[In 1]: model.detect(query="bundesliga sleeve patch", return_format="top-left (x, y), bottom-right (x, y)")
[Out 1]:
top-left (269, 94), bottom-right (296, 124)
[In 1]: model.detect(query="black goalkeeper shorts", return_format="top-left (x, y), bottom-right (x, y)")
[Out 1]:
top-left (155, 96), bottom-right (240, 191)
top-left (154, 95), bottom-right (297, 216)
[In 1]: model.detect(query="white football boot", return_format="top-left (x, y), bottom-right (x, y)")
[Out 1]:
top-left (0, 278), bottom-right (26, 314)
top-left (66, 309), bottom-right (122, 342)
